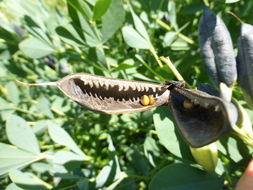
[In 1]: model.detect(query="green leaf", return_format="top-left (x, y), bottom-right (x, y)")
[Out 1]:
top-left (54, 150), bottom-right (85, 165)
top-left (101, 0), bottom-right (125, 42)
top-left (0, 97), bottom-right (14, 120)
top-left (218, 137), bottom-right (243, 162)
top-left (171, 38), bottom-right (189, 51)
top-left (225, 0), bottom-right (240, 3)
top-left (33, 96), bottom-right (54, 119)
top-left (93, 0), bottom-right (112, 20)
top-left (6, 115), bottom-right (40, 155)
top-left (149, 163), bottom-right (223, 190)
top-left (77, 180), bottom-right (89, 190)
top-left (153, 107), bottom-right (182, 157)
top-left (19, 37), bottom-right (54, 59)
top-left (95, 46), bottom-right (107, 67)
top-left (96, 166), bottom-right (112, 188)
top-left (9, 169), bottom-right (51, 190)
top-left (48, 123), bottom-right (87, 159)
top-left (129, 7), bottom-right (150, 41)
top-left (81, 19), bottom-right (101, 47)
top-left (67, 0), bottom-right (92, 20)
top-left (167, 1), bottom-right (177, 29)
top-left (6, 81), bottom-right (20, 105)
top-left (0, 97), bottom-right (13, 111)
top-left (54, 150), bottom-right (85, 171)
top-left (162, 32), bottom-right (177, 47)
top-left (0, 143), bottom-right (39, 176)
top-left (56, 25), bottom-right (86, 47)
top-left (6, 183), bottom-right (25, 190)
top-left (122, 26), bottom-right (150, 49)
top-left (95, 135), bottom-right (122, 188)
top-left (0, 25), bottom-right (19, 42)
top-left (144, 136), bottom-right (160, 167)
top-left (33, 120), bottom-right (52, 136)
top-left (31, 163), bottom-right (52, 174)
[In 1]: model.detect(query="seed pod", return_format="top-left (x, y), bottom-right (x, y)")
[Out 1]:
top-left (190, 143), bottom-right (218, 172)
top-left (17, 73), bottom-right (170, 114)
top-left (237, 23), bottom-right (253, 108)
top-left (199, 8), bottom-right (237, 87)
top-left (167, 81), bottom-right (238, 148)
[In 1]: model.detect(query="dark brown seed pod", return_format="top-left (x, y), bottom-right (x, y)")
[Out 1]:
top-left (199, 8), bottom-right (237, 87)
top-left (167, 81), bottom-right (238, 148)
top-left (17, 73), bottom-right (170, 114)
top-left (237, 23), bottom-right (253, 108)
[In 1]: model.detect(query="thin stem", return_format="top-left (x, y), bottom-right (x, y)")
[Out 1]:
top-left (150, 45), bottom-right (163, 67)
top-left (232, 125), bottom-right (253, 149)
top-left (160, 56), bottom-right (185, 82)
top-left (38, 152), bottom-right (54, 160)
top-left (135, 54), bottom-right (166, 81)
top-left (156, 19), bottom-right (194, 45)
top-left (227, 11), bottom-right (243, 23)
top-left (14, 107), bottom-right (42, 118)
top-left (16, 80), bottom-right (57, 87)
top-left (127, 174), bottom-right (149, 180)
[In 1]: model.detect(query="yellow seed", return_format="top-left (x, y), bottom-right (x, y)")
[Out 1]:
top-left (148, 95), bottom-right (155, 105)
top-left (183, 99), bottom-right (194, 109)
top-left (140, 95), bottom-right (150, 106)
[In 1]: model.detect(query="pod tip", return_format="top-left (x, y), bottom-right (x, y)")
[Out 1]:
top-left (15, 80), bottom-right (57, 87)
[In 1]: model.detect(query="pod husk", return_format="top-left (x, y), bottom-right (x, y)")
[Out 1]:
top-left (237, 23), bottom-right (253, 108)
top-left (199, 8), bottom-right (237, 87)
top-left (168, 82), bottom-right (238, 147)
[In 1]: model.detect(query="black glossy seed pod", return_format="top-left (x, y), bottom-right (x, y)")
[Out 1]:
top-left (167, 81), bottom-right (238, 147)
top-left (237, 23), bottom-right (253, 107)
top-left (199, 8), bottom-right (237, 87)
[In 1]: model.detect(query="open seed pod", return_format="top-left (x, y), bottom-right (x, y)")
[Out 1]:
top-left (168, 82), bottom-right (238, 148)
top-left (18, 73), bottom-right (170, 114)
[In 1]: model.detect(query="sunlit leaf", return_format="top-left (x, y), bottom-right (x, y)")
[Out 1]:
top-left (93, 0), bottom-right (112, 20)
top-left (122, 26), bottom-right (150, 49)
top-left (6, 82), bottom-right (20, 105)
top-left (19, 37), bottom-right (54, 59)
top-left (48, 123), bottom-right (87, 159)
top-left (101, 0), bottom-right (125, 42)
top-left (6, 183), bottom-right (25, 190)
top-left (32, 96), bottom-right (53, 119)
top-left (0, 143), bottom-right (39, 176)
top-left (153, 107), bottom-right (182, 157)
top-left (6, 115), bottom-right (40, 155)
top-left (129, 7), bottom-right (150, 41)
top-left (9, 169), bottom-right (51, 190)
top-left (67, 0), bottom-right (92, 20)
top-left (225, 0), bottom-right (240, 3)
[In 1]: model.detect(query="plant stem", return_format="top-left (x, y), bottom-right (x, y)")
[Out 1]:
top-left (160, 56), bottom-right (185, 82)
top-left (135, 54), bottom-right (166, 81)
top-left (14, 107), bottom-right (42, 118)
top-left (150, 45), bottom-right (163, 67)
top-left (232, 125), bottom-right (253, 149)
top-left (156, 19), bottom-right (194, 44)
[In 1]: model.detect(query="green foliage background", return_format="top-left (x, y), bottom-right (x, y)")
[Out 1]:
top-left (0, 0), bottom-right (253, 189)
